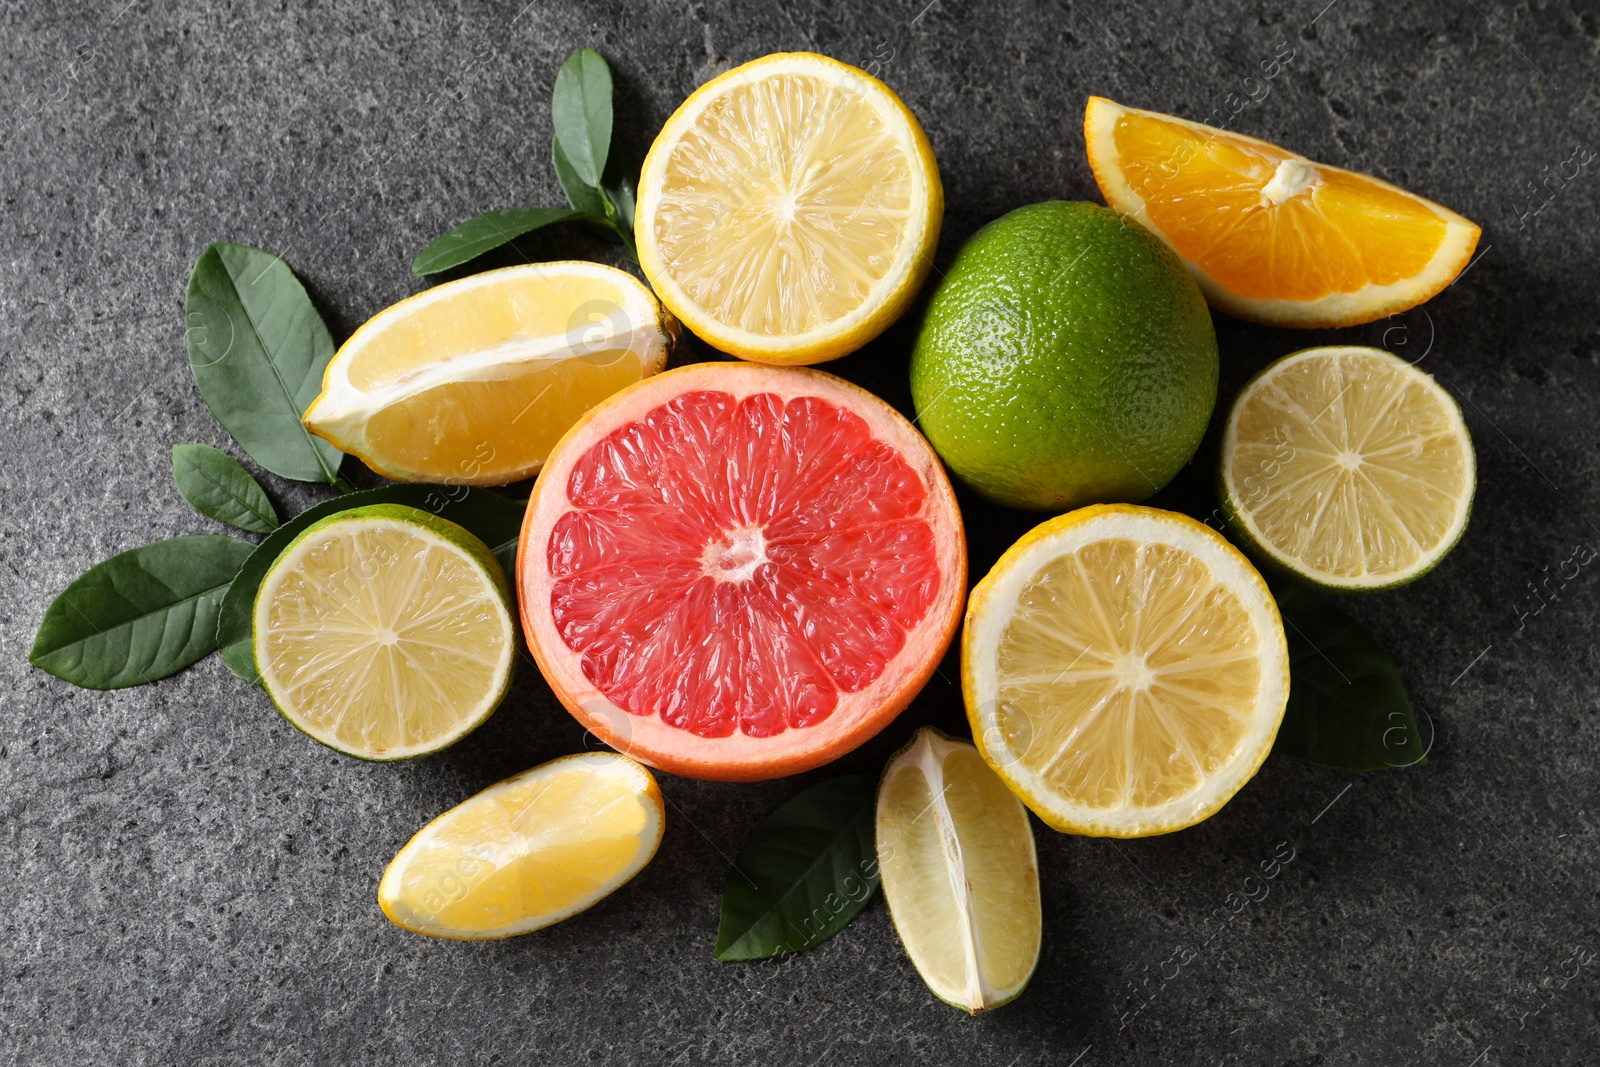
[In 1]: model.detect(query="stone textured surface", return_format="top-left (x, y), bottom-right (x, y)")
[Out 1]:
top-left (3, 0), bottom-right (1598, 1063)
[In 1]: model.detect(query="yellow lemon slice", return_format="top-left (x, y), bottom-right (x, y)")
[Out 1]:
top-left (254, 504), bottom-right (514, 760)
top-left (379, 753), bottom-right (664, 939)
top-left (876, 727), bottom-right (1041, 1014)
top-left (635, 52), bottom-right (942, 364)
top-left (304, 262), bottom-right (676, 485)
top-left (964, 504), bottom-right (1289, 837)
top-left (1221, 345), bottom-right (1475, 590)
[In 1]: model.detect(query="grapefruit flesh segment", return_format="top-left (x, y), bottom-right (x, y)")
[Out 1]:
top-left (520, 363), bottom-right (966, 781)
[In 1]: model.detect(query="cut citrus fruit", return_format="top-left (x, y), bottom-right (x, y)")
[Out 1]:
top-left (518, 361), bottom-right (966, 781)
top-left (304, 262), bottom-right (677, 485)
top-left (379, 752), bottom-right (663, 939)
top-left (964, 504), bottom-right (1289, 837)
top-left (634, 52), bottom-right (942, 365)
top-left (254, 504), bottom-right (515, 760)
top-left (1084, 96), bottom-right (1481, 328)
top-left (1221, 345), bottom-right (1475, 591)
top-left (876, 727), bottom-right (1041, 1014)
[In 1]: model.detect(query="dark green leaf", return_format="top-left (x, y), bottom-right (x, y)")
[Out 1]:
top-left (185, 243), bottom-right (343, 484)
top-left (411, 207), bottom-right (589, 276)
top-left (551, 48), bottom-right (612, 188)
top-left (715, 774), bottom-right (880, 962)
top-left (216, 485), bottom-right (526, 684)
top-left (171, 444), bottom-right (279, 534)
top-left (553, 137), bottom-right (608, 218)
top-left (31, 536), bottom-right (254, 689)
top-left (1272, 584), bottom-right (1426, 771)
top-left (600, 133), bottom-right (638, 237)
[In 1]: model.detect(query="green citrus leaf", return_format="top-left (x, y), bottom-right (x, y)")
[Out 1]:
top-left (551, 48), bottom-right (613, 188)
top-left (215, 485), bottom-right (526, 684)
top-left (410, 207), bottom-right (590, 276)
top-left (715, 774), bottom-right (881, 962)
top-left (30, 535), bottom-right (254, 689)
top-left (171, 444), bottom-right (279, 534)
top-left (1272, 584), bottom-right (1426, 771)
top-left (185, 243), bottom-right (344, 484)
top-left (553, 137), bottom-right (608, 218)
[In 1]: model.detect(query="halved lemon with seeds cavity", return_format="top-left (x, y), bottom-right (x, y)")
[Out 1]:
top-left (1084, 96), bottom-right (1481, 327)
top-left (635, 52), bottom-right (942, 364)
top-left (1220, 345), bottom-right (1475, 591)
top-left (304, 262), bottom-right (676, 485)
top-left (964, 504), bottom-right (1289, 838)
top-left (254, 504), bottom-right (515, 760)
top-left (379, 752), bottom-right (664, 940)
top-left (876, 727), bottom-right (1041, 1014)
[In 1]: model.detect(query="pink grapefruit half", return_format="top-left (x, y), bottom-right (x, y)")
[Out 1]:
top-left (518, 362), bottom-right (966, 781)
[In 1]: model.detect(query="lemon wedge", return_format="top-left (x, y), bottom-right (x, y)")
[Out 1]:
top-left (876, 727), bottom-right (1041, 1013)
top-left (304, 262), bottom-right (675, 485)
top-left (964, 504), bottom-right (1289, 837)
top-left (635, 52), bottom-right (942, 364)
top-left (379, 753), bottom-right (664, 939)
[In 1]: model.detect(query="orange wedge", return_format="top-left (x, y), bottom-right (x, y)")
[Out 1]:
top-left (1083, 97), bottom-right (1481, 328)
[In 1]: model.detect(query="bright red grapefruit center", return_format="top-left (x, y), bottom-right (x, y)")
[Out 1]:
top-left (548, 389), bottom-right (941, 740)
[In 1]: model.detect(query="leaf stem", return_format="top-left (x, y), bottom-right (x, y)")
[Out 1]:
top-left (332, 474), bottom-right (358, 495)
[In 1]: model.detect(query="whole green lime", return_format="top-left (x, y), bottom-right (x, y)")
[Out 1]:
top-left (910, 201), bottom-right (1218, 512)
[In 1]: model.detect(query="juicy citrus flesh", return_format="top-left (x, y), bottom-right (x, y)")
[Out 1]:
top-left (550, 389), bottom-right (941, 738)
top-left (255, 506), bottom-right (514, 760)
top-left (304, 262), bottom-right (673, 485)
top-left (379, 753), bottom-right (664, 940)
top-left (877, 728), bottom-right (1041, 1013)
top-left (636, 52), bottom-right (941, 363)
top-left (1085, 97), bottom-right (1480, 326)
top-left (1223, 346), bottom-right (1475, 589)
top-left (965, 505), bottom-right (1288, 837)
top-left (520, 362), bottom-right (966, 781)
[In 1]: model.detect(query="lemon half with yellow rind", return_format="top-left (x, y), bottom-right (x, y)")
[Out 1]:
top-left (964, 504), bottom-right (1289, 838)
top-left (635, 52), bottom-right (942, 365)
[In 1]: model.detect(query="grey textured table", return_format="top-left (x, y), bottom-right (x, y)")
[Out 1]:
top-left (3, 1), bottom-right (1598, 1063)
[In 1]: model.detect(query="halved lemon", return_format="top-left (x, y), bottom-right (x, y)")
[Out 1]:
top-left (876, 727), bottom-right (1041, 1014)
top-left (634, 52), bottom-right (942, 364)
top-left (254, 504), bottom-right (515, 760)
top-left (1221, 345), bottom-right (1475, 591)
top-left (379, 752), bottom-right (664, 940)
top-left (304, 262), bottom-right (676, 485)
top-left (964, 504), bottom-right (1289, 838)
top-left (1084, 96), bottom-right (1481, 327)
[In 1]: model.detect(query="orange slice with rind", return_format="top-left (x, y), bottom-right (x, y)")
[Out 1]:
top-left (1084, 96), bottom-right (1481, 328)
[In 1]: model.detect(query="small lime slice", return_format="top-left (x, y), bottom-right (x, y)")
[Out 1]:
top-left (253, 503), bottom-right (515, 759)
top-left (1220, 345), bottom-right (1475, 591)
top-left (875, 727), bottom-right (1041, 1013)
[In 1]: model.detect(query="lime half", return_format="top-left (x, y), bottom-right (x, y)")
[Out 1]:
top-left (253, 504), bottom-right (515, 759)
top-left (876, 727), bottom-right (1041, 1013)
top-left (1220, 346), bottom-right (1475, 591)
